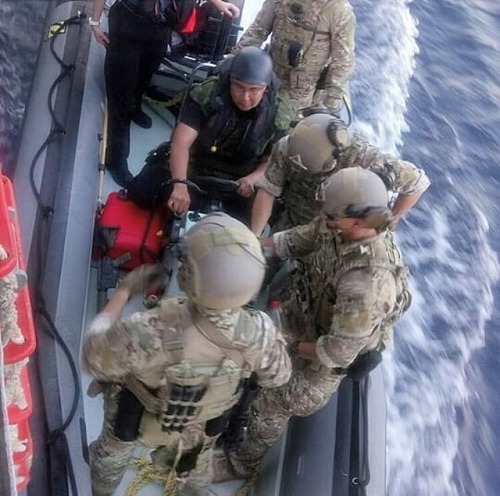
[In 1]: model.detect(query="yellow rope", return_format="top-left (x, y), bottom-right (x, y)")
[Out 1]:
top-left (234, 471), bottom-right (259, 496)
top-left (125, 457), bottom-right (178, 496)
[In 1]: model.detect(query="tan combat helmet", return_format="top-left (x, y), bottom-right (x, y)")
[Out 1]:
top-left (178, 212), bottom-right (266, 309)
top-left (287, 113), bottom-right (350, 173)
top-left (320, 167), bottom-right (391, 230)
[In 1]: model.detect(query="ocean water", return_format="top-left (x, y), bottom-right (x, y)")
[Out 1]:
top-left (350, 1), bottom-right (500, 495)
top-left (1, 1), bottom-right (499, 496)
top-left (0, 1), bottom-right (49, 175)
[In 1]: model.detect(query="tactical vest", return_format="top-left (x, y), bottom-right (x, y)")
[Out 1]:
top-left (270, 0), bottom-right (333, 78)
top-left (293, 230), bottom-right (411, 349)
top-left (124, 299), bottom-right (262, 435)
top-left (279, 160), bottom-right (328, 230)
top-left (188, 75), bottom-right (279, 179)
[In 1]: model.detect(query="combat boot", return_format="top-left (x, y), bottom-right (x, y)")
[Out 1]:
top-left (132, 109), bottom-right (152, 129)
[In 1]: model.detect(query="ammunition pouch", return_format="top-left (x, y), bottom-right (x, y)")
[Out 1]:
top-left (114, 388), bottom-right (145, 442)
top-left (161, 383), bottom-right (208, 433)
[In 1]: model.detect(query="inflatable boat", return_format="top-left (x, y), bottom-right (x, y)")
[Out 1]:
top-left (2, 1), bottom-right (387, 494)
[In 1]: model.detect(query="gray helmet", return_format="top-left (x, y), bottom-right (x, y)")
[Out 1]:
top-left (288, 114), bottom-right (349, 173)
top-left (230, 47), bottom-right (274, 86)
top-left (177, 212), bottom-right (266, 309)
top-left (319, 168), bottom-right (391, 229)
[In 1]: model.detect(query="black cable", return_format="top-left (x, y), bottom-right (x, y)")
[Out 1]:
top-left (26, 12), bottom-right (85, 495)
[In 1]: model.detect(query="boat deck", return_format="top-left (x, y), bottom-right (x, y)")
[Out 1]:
top-left (80, 98), bottom-right (286, 495)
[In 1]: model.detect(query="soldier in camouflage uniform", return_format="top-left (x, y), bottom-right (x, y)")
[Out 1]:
top-left (234, 0), bottom-right (355, 113)
top-left (251, 113), bottom-right (431, 236)
top-left (167, 47), bottom-right (295, 224)
top-left (83, 212), bottom-right (292, 496)
top-left (214, 168), bottom-right (414, 481)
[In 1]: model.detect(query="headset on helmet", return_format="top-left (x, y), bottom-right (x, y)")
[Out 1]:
top-left (325, 117), bottom-right (349, 159)
top-left (177, 212), bottom-right (266, 309)
top-left (287, 113), bottom-right (350, 174)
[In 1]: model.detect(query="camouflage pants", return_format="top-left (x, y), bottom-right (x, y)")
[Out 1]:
top-left (227, 363), bottom-right (343, 477)
top-left (89, 384), bottom-right (134, 495)
top-left (89, 384), bottom-right (217, 495)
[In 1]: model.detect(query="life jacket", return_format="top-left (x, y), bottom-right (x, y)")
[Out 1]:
top-left (123, 298), bottom-right (264, 436)
top-left (187, 66), bottom-right (281, 178)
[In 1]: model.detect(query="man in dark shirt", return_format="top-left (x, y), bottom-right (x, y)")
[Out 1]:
top-left (90, 0), bottom-right (240, 188)
top-left (167, 47), bottom-right (295, 224)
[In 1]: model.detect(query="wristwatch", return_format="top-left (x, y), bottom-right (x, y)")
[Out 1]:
top-left (88, 17), bottom-right (100, 26)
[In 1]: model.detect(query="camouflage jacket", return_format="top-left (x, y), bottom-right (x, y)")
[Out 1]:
top-left (273, 219), bottom-right (411, 369)
top-left (257, 133), bottom-right (431, 231)
top-left (187, 76), bottom-right (294, 179)
top-left (83, 297), bottom-right (291, 391)
top-left (236, 0), bottom-right (355, 109)
top-left (82, 299), bottom-right (290, 440)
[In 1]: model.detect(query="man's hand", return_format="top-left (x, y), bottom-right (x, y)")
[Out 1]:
top-left (118, 264), bottom-right (166, 297)
top-left (237, 175), bottom-right (257, 198)
top-left (91, 26), bottom-right (109, 46)
top-left (167, 183), bottom-right (191, 214)
top-left (210, 0), bottom-right (240, 18)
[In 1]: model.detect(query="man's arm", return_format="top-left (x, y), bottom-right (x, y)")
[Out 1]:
top-left (250, 136), bottom-right (289, 234)
top-left (350, 136), bottom-right (431, 224)
top-left (90, 0), bottom-right (109, 46)
top-left (323, 2), bottom-right (356, 109)
top-left (263, 217), bottom-right (323, 258)
top-left (315, 267), bottom-right (394, 369)
top-left (391, 192), bottom-right (423, 224)
top-left (234, 0), bottom-right (278, 50)
top-left (251, 188), bottom-right (276, 236)
top-left (236, 156), bottom-right (269, 198)
top-left (250, 311), bottom-right (292, 389)
top-left (389, 159), bottom-right (430, 224)
top-left (82, 266), bottom-right (165, 381)
top-left (168, 122), bottom-right (199, 214)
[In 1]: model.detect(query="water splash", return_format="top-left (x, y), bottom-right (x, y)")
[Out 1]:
top-left (351, 0), bottom-right (419, 153)
top-left (385, 201), bottom-right (499, 495)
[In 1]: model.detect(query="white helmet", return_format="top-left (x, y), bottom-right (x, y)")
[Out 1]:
top-left (287, 113), bottom-right (350, 173)
top-left (177, 212), bottom-right (266, 309)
